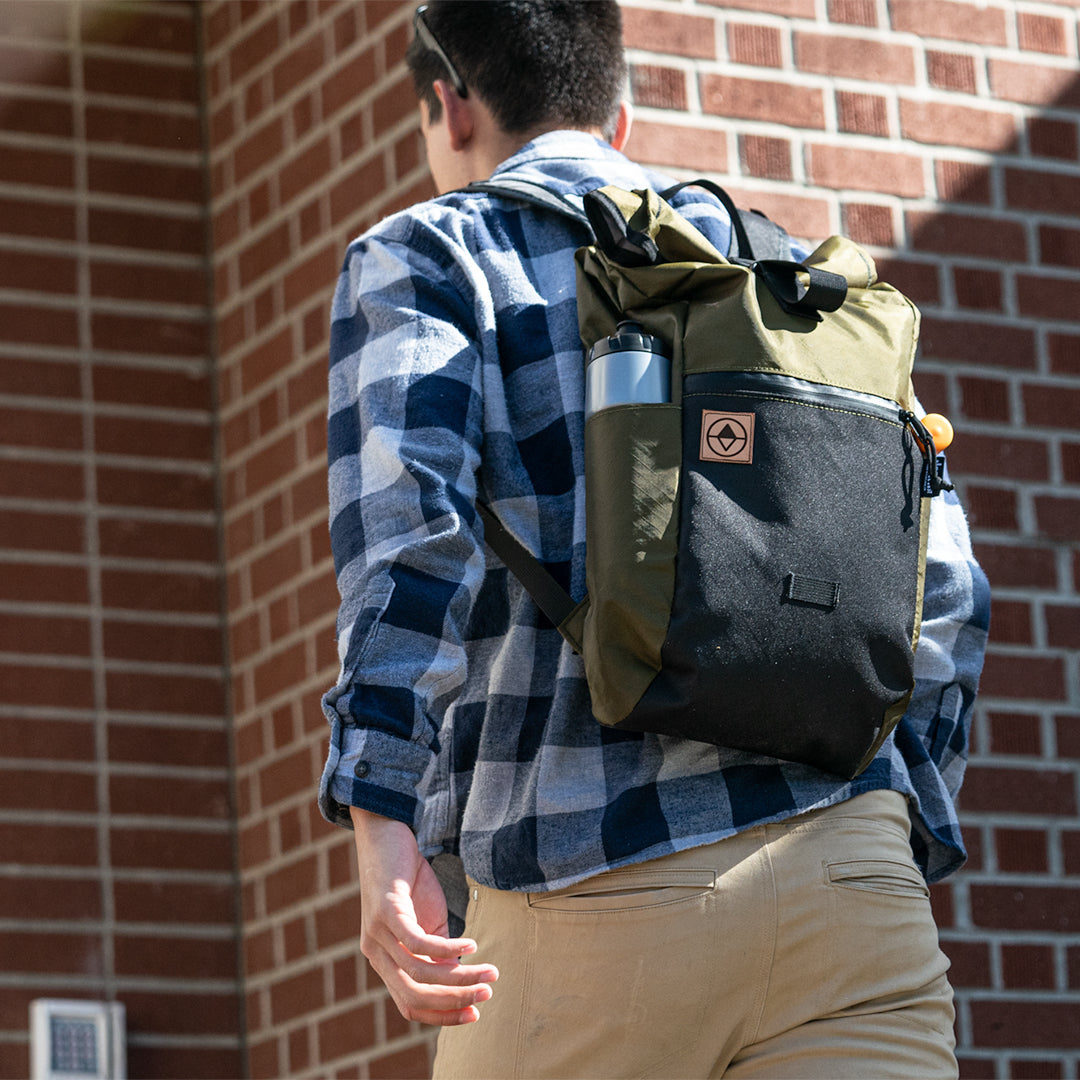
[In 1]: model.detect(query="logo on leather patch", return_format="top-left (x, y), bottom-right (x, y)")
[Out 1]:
top-left (700, 410), bottom-right (755, 463)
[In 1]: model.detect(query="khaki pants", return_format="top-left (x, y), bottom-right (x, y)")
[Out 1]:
top-left (434, 790), bottom-right (956, 1079)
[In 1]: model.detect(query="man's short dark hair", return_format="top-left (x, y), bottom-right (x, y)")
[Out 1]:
top-left (406, 1), bottom-right (625, 140)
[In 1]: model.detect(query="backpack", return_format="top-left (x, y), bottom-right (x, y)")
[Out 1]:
top-left (466, 177), bottom-right (951, 780)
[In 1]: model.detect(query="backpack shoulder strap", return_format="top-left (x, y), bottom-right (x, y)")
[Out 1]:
top-left (475, 502), bottom-right (580, 642)
top-left (460, 178), bottom-right (592, 228)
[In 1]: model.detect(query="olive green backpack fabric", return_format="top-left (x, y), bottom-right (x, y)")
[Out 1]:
top-left (472, 179), bottom-right (950, 779)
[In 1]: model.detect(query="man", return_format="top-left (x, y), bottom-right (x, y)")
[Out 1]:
top-left (319, 3), bottom-right (990, 1076)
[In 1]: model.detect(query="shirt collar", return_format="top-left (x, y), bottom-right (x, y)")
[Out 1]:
top-left (489, 130), bottom-right (625, 176)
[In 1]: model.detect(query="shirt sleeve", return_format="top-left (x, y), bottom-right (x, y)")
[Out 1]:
top-left (318, 221), bottom-right (487, 831)
top-left (902, 458), bottom-right (992, 802)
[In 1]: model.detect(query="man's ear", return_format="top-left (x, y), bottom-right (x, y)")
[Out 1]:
top-left (433, 79), bottom-right (474, 151)
top-left (610, 99), bottom-right (633, 152)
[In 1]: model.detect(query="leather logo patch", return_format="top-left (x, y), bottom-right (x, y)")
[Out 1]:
top-left (700, 410), bottom-right (755, 463)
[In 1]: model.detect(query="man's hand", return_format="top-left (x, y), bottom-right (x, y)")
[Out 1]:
top-left (350, 807), bottom-right (498, 1026)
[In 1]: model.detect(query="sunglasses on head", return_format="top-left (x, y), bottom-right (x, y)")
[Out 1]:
top-left (413, 5), bottom-right (468, 99)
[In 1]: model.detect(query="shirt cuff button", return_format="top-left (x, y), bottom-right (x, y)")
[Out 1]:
top-left (354, 761), bottom-right (370, 779)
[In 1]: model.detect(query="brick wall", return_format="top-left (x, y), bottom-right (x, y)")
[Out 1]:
top-left (2, 1), bottom-right (1077, 1078)
top-left (0, 2), bottom-right (242, 1078)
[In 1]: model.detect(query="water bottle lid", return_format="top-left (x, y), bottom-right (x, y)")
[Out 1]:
top-left (588, 320), bottom-right (669, 361)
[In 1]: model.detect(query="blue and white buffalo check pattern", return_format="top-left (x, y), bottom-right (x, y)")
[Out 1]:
top-left (319, 131), bottom-right (991, 898)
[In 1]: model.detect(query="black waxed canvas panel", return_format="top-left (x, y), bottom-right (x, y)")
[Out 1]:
top-left (623, 373), bottom-right (924, 777)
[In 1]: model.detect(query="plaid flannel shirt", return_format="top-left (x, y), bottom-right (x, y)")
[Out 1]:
top-left (319, 131), bottom-right (990, 901)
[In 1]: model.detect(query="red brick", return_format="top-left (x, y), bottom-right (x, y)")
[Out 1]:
top-left (254, 639), bottom-right (308, 704)
top-left (701, 75), bottom-right (825, 129)
top-left (843, 203), bottom-right (893, 247)
top-left (0, 875), bottom-right (100, 921)
top-left (988, 598), bottom-right (1032, 645)
top-left (229, 13), bottom-right (281, 82)
top-left (622, 7), bottom-right (717, 59)
top-left (828, 0), bottom-right (876, 26)
top-left (981, 647), bottom-right (1067, 699)
top-left (272, 31), bottom-right (326, 101)
top-left (1049, 332), bottom-right (1080, 376)
top-left (971, 1000), bottom-right (1079, 1048)
top-left (317, 1002), bottom-right (376, 1063)
top-left (373, 73), bottom-right (418, 134)
top-left (115, 932), bottom-right (238, 979)
top-left (90, 259), bottom-right (206, 306)
top-left (111, 825), bottom-right (233, 872)
top-left (113, 879), bottom-right (235, 925)
top-left (107, 720), bottom-right (228, 766)
top-left (104, 662), bottom-right (225, 714)
top-left (1035, 495), bottom-right (1080, 541)
top-left (0, 717), bottom-right (96, 768)
top-left (927, 51), bottom-right (977, 94)
top-left (89, 205), bottom-right (204, 254)
top-left (366, 1043), bottom-right (431, 1079)
top-left (1029, 117), bottom-right (1078, 162)
top-left (836, 91), bottom-right (889, 136)
top-left (1018, 12), bottom-right (1069, 56)
top-left (248, 1036), bottom-right (279, 1080)
top-left (280, 136), bottom-right (332, 206)
top-left (873, 257), bottom-right (940, 304)
top-left (991, 60), bottom-right (1080, 108)
top-left (901, 99), bottom-right (1017, 152)
top-left (84, 104), bottom-right (199, 150)
top-left (0, 930), bottom-right (102, 975)
top-left (627, 120), bottom-right (728, 173)
top-left (947, 431), bottom-right (1049, 482)
top-left (0, 301), bottom-right (79, 347)
top-left (936, 159), bottom-right (992, 204)
top-left (973, 542), bottom-right (1057, 590)
top-left (796, 32), bottom-right (914, 83)
top-left (316, 892), bottom-right (360, 951)
top-left (939, 938), bottom-right (991, 987)
top-left (284, 242), bottom-right (337, 310)
top-left (100, 567), bottom-right (219, 613)
top-left (0, 819), bottom-right (98, 866)
top-left (0, 405), bottom-right (83, 452)
top-left (1001, 944), bottom-right (1056, 990)
top-left (0, 457), bottom-right (83, 500)
top-left (321, 48), bottom-right (378, 120)
top-left (0, 144), bottom-right (74, 189)
top-left (92, 310), bottom-right (208, 356)
top-left (962, 765), bottom-right (1076, 816)
top-left (1046, 605), bottom-right (1080, 650)
top-left (701, 0), bottom-right (815, 13)
top-left (0, 610), bottom-right (89, 656)
top-left (122, 989), bottom-right (240, 1036)
top-left (740, 135), bottom-right (791, 181)
top-left (920, 317), bottom-right (1036, 368)
top-left (239, 221), bottom-right (291, 289)
top-left (125, 1046), bottom-right (243, 1080)
top-left (807, 144), bottom-right (923, 196)
top-left (271, 964), bottom-right (325, 1025)
top-left (244, 432), bottom-right (299, 497)
top-left (110, 772), bottom-right (231, 821)
top-left (954, 267), bottom-right (1003, 312)
top-left (79, 8), bottom-right (197, 54)
top-left (88, 155), bottom-right (203, 204)
top-left (0, 246), bottom-right (77, 294)
top-left (965, 485), bottom-right (1018, 532)
top-left (995, 827), bottom-right (1050, 874)
top-left (728, 23), bottom-right (782, 67)
top-left (630, 65), bottom-right (688, 111)
top-left (988, 711), bottom-right (1043, 756)
top-left (907, 211), bottom-right (1025, 260)
top-left (96, 465), bottom-right (215, 512)
top-left (1063, 443), bottom-right (1080, 485)
top-left (1022, 382), bottom-right (1080, 430)
top-left (890, 0), bottom-right (1007, 46)
top-left (0, 561), bottom-right (87, 605)
top-left (260, 746), bottom-right (316, 808)
top-left (1017, 273), bottom-right (1080, 322)
top-left (98, 517), bottom-right (218, 563)
top-left (234, 116), bottom-right (285, 185)
top-left (0, 664), bottom-right (95, 712)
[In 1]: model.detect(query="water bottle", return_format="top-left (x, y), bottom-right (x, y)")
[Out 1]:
top-left (584, 320), bottom-right (671, 420)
